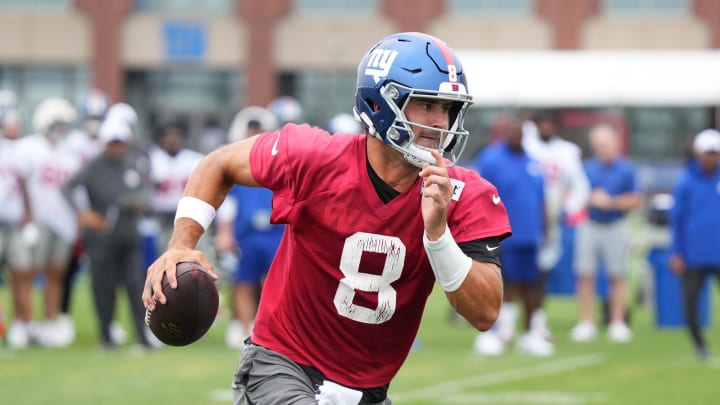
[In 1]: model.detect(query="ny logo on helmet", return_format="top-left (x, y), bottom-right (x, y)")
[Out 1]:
top-left (365, 49), bottom-right (398, 84)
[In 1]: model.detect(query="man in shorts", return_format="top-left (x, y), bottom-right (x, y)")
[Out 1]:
top-left (570, 123), bottom-right (641, 343)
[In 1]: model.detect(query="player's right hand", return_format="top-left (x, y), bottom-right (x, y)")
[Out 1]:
top-left (142, 247), bottom-right (217, 311)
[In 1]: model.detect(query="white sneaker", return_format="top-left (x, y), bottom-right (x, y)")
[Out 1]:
top-left (110, 321), bottom-right (128, 346)
top-left (473, 331), bottom-right (505, 356)
top-left (607, 322), bottom-right (632, 343)
top-left (530, 309), bottom-right (553, 340)
top-left (37, 319), bottom-right (67, 348)
top-left (7, 321), bottom-right (30, 349)
top-left (570, 321), bottom-right (598, 343)
top-left (516, 331), bottom-right (555, 356)
top-left (225, 320), bottom-right (247, 350)
top-left (143, 326), bottom-right (164, 349)
top-left (55, 314), bottom-right (76, 347)
top-left (496, 302), bottom-right (518, 343)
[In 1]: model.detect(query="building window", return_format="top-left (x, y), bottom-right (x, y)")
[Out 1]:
top-left (125, 69), bottom-right (240, 146)
top-left (603, 0), bottom-right (689, 15)
top-left (291, 70), bottom-right (357, 128)
top-left (134, 0), bottom-right (233, 14)
top-left (450, 0), bottom-right (531, 15)
top-left (294, 0), bottom-right (377, 15)
top-left (0, 65), bottom-right (88, 134)
top-left (0, 0), bottom-right (69, 10)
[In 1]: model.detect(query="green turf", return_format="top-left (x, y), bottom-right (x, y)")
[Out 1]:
top-left (0, 271), bottom-right (718, 405)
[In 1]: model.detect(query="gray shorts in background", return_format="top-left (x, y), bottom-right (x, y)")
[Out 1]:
top-left (0, 223), bottom-right (34, 270)
top-left (34, 224), bottom-right (73, 269)
top-left (574, 219), bottom-right (630, 277)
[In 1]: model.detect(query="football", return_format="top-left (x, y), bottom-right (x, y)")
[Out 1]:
top-left (145, 261), bottom-right (219, 346)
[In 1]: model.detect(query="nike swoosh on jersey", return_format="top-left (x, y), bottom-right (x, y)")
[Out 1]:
top-left (271, 132), bottom-right (280, 156)
top-left (492, 194), bottom-right (501, 205)
top-left (486, 244), bottom-right (499, 251)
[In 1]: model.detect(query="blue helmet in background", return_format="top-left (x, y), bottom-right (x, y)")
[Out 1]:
top-left (354, 32), bottom-right (473, 167)
top-left (79, 88), bottom-right (111, 120)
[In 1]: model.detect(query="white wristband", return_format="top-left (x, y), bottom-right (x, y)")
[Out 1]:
top-left (423, 225), bottom-right (472, 292)
top-left (174, 196), bottom-right (216, 231)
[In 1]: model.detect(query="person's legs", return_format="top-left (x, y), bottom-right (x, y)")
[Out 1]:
top-left (118, 241), bottom-right (155, 347)
top-left (608, 276), bottom-right (627, 325)
top-left (571, 221), bottom-right (598, 342)
top-left (87, 241), bottom-right (119, 347)
top-left (603, 220), bottom-right (632, 342)
top-left (504, 245), bottom-right (553, 356)
top-left (235, 283), bottom-right (258, 336)
top-left (577, 274), bottom-right (596, 323)
top-left (681, 269), bottom-right (706, 354)
top-left (35, 227), bottom-right (72, 347)
top-left (533, 222), bottom-right (562, 338)
top-left (5, 225), bottom-right (37, 348)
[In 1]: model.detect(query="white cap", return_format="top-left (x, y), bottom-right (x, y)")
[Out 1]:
top-left (693, 129), bottom-right (720, 154)
top-left (106, 102), bottom-right (138, 127)
top-left (99, 118), bottom-right (132, 145)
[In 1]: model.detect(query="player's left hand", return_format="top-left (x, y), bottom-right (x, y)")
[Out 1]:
top-left (419, 150), bottom-right (452, 240)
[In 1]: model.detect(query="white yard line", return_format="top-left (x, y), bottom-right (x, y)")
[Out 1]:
top-left (391, 353), bottom-right (606, 404)
top-left (442, 390), bottom-right (608, 404)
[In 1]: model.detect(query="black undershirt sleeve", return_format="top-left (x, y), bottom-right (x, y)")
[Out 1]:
top-left (459, 237), bottom-right (502, 268)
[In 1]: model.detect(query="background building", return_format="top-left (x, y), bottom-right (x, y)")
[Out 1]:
top-left (1, 0), bottom-right (719, 160)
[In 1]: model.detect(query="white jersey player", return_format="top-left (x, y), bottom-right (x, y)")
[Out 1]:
top-left (522, 111), bottom-right (590, 340)
top-left (13, 97), bottom-right (82, 348)
top-left (523, 114), bottom-right (590, 270)
top-left (63, 89), bottom-right (112, 164)
top-left (148, 124), bottom-right (205, 252)
top-left (0, 110), bottom-right (36, 349)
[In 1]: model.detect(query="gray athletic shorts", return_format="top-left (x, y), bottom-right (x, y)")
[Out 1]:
top-left (574, 219), bottom-right (630, 277)
top-left (34, 224), bottom-right (73, 269)
top-left (0, 223), bottom-right (33, 270)
top-left (232, 342), bottom-right (392, 405)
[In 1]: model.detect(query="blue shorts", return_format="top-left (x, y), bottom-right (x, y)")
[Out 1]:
top-left (500, 245), bottom-right (541, 283)
top-left (232, 232), bottom-right (282, 284)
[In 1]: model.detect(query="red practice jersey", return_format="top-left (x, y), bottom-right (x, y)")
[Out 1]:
top-left (249, 124), bottom-right (510, 388)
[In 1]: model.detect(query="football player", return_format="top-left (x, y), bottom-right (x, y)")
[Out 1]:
top-left (144, 32), bottom-right (511, 404)
top-left (1, 106), bottom-right (36, 349)
top-left (522, 110), bottom-right (590, 343)
top-left (57, 89), bottom-right (113, 346)
top-left (148, 123), bottom-right (206, 259)
top-left (14, 97), bottom-right (81, 348)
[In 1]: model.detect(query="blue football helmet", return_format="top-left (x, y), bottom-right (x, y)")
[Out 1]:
top-left (354, 32), bottom-right (474, 167)
top-left (79, 88), bottom-right (111, 120)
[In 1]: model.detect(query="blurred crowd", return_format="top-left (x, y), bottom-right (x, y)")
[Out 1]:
top-left (0, 89), bottom-right (718, 362)
top-left (470, 110), bottom-right (720, 361)
top-left (0, 88), bottom-right (361, 351)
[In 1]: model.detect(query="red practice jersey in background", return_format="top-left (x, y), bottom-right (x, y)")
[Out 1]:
top-left (249, 124), bottom-right (511, 388)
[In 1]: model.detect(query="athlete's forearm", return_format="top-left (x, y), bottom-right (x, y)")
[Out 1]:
top-left (445, 261), bottom-right (503, 331)
top-left (610, 191), bottom-right (642, 212)
top-left (182, 136), bottom-right (261, 209)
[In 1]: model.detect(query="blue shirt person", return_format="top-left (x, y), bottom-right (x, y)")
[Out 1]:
top-left (471, 119), bottom-right (551, 356)
top-left (668, 128), bottom-right (720, 359)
